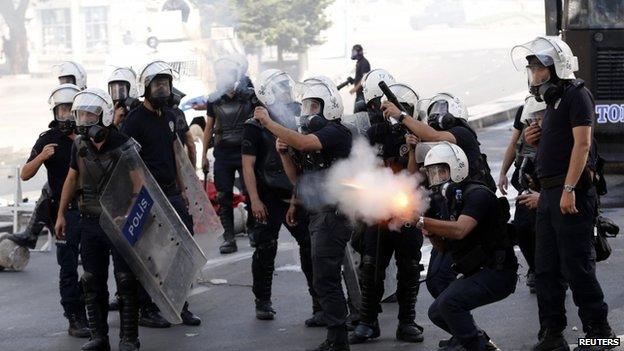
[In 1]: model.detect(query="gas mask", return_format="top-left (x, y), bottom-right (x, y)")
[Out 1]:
top-left (54, 103), bottom-right (76, 135)
top-left (427, 101), bottom-right (456, 131)
top-left (58, 75), bottom-right (76, 85)
top-left (75, 110), bottom-right (108, 143)
top-left (351, 46), bottom-right (363, 60)
top-left (367, 97), bottom-right (384, 125)
top-left (146, 75), bottom-right (172, 110)
top-left (527, 63), bottom-right (562, 105)
top-left (297, 114), bottom-right (328, 134)
top-left (109, 81), bottom-right (130, 106)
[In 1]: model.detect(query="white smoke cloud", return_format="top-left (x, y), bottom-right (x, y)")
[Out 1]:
top-left (325, 138), bottom-right (429, 229)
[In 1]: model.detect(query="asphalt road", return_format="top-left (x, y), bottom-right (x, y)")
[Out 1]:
top-left (1, 119), bottom-right (623, 351)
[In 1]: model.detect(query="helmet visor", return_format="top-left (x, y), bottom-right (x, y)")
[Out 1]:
top-left (526, 66), bottom-right (551, 87)
top-left (426, 163), bottom-right (451, 187)
top-left (428, 100), bottom-right (449, 117)
top-left (59, 75), bottom-right (76, 85)
top-left (301, 98), bottom-right (322, 116)
top-left (109, 81), bottom-right (129, 102)
top-left (55, 103), bottom-right (74, 122)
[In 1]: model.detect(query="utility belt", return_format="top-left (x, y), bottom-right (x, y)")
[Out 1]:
top-left (80, 211), bottom-right (101, 220)
top-left (539, 167), bottom-right (594, 190)
top-left (451, 246), bottom-right (512, 277)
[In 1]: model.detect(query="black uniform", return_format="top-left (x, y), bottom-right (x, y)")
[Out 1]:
top-left (121, 105), bottom-right (195, 310)
top-left (27, 129), bottom-right (84, 321)
top-left (353, 56), bottom-right (371, 106)
top-left (353, 122), bottom-right (423, 337)
top-left (70, 130), bottom-right (139, 346)
top-left (534, 80), bottom-right (612, 337)
top-left (427, 183), bottom-right (518, 350)
top-left (291, 121), bottom-right (353, 348)
top-left (207, 88), bottom-right (256, 244)
top-left (242, 115), bottom-right (317, 313)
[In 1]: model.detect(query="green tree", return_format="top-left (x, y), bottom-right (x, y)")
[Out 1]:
top-left (0, 0), bottom-right (30, 74)
top-left (231, 0), bottom-right (333, 63)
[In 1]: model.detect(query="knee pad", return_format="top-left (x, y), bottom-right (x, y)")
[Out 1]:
top-left (80, 271), bottom-right (98, 292)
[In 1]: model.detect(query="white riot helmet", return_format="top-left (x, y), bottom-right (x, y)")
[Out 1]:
top-left (511, 36), bottom-right (578, 81)
top-left (107, 67), bottom-right (138, 103)
top-left (362, 69), bottom-right (395, 104)
top-left (72, 88), bottom-right (114, 130)
top-left (428, 93), bottom-right (468, 121)
top-left (54, 61), bottom-right (87, 90)
top-left (520, 96), bottom-right (547, 125)
top-left (415, 142), bottom-right (443, 165)
top-left (255, 69), bottom-right (296, 106)
top-left (381, 83), bottom-right (419, 115)
top-left (300, 76), bottom-right (343, 121)
top-left (48, 84), bottom-right (80, 119)
top-left (423, 142), bottom-right (469, 186)
top-left (137, 60), bottom-right (175, 97)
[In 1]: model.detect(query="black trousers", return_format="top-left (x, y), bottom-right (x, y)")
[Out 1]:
top-left (309, 210), bottom-right (352, 339)
top-left (358, 223), bottom-right (423, 324)
top-left (513, 200), bottom-right (537, 273)
top-left (535, 185), bottom-right (609, 332)
top-left (426, 248), bottom-right (457, 299)
top-left (214, 150), bottom-right (250, 238)
top-left (428, 267), bottom-right (517, 351)
top-left (250, 193), bottom-right (315, 305)
top-left (56, 208), bottom-right (83, 316)
top-left (80, 216), bottom-right (134, 311)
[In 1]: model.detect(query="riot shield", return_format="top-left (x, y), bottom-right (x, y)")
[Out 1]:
top-left (99, 146), bottom-right (207, 324)
top-left (174, 138), bottom-right (224, 236)
top-left (341, 112), bottom-right (371, 138)
top-left (342, 242), bottom-right (362, 311)
top-left (382, 256), bottom-right (398, 302)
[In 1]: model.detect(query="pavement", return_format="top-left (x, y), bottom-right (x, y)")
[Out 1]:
top-left (1, 118), bottom-right (623, 351)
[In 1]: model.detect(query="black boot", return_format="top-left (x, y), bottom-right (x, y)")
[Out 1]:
top-left (305, 298), bottom-right (326, 327)
top-left (116, 272), bottom-right (140, 351)
top-left (181, 302), bottom-right (201, 326)
top-left (349, 320), bottom-right (380, 344)
top-left (255, 299), bottom-right (276, 320)
top-left (6, 186), bottom-right (52, 249)
top-left (139, 303), bottom-right (171, 328)
top-left (352, 255), bottom-right (382, 333)
top-left (396, 322), bottom-right (424, 343)
top-left (219, 236), bottom-right (237, 254)
top-left (217, 192), bottom-right (238, 254)
top-left (81, 273), bottom-right (110, 351)
top-left (573, 323), bottom-right (617, 351)
top-left (67, 312), bottom-right (91, 338)
top-left (532, 328), bottom-right (570, 351)
top-left (396, 258), bottom-right (424, 343)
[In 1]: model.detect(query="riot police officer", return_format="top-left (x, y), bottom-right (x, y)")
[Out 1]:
top-left (8, 84), bottom-right (89, 338)
top-left (498, 96), bottom-right (545, 294)
top-left (108, 67), bottom-right (140, 128)
top-left (121, 60), bottom-right (201, 327)
top-left (418, 143), bottom-right (518, 351)
top-left (348, 44), bottom-right (371, 110)
top-left (201, 55), bottom-right (256, 254)
top-left (512, 36), bottom-right (616, 351)
top-left (9, 61), bottom-right (88, 249)
top-left (361, 68), bottom-right (396, 125)
top-left (350, 83), bottom-right (425, 344)
top-left (242, 69), bottom-right (320, 324)
top-left (381, 93), bottom-right (497, 191)
top-left (254, 77), bottom-right (353, 351)
top-left (54, 88), bottom-right (140, 351)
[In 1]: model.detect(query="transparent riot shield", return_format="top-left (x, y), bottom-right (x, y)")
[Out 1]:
top-left (342, 243), bottom-right (362, 311)
top-left (341, 112), bottom-right (371, 138)
top-left (99, 147), bottom-right (207, 324)
top-left (173, 138), bottom-right (224, 236)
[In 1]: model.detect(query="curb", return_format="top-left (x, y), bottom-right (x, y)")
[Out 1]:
top-left (467, 92), bottom-right (526, 130)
